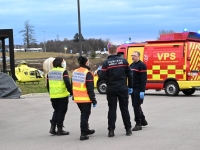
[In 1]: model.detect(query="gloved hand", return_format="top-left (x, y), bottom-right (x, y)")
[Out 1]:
top-left (97, 65), bottom-right (102, 71)
top-left (128, 88), bottom-right (133, 95)
top-left (93, 103), bottom-right (97, 108)
top-left (69, 95), bottom-right (72, 97)
top-left (140, 92), bottom-right (145, 99)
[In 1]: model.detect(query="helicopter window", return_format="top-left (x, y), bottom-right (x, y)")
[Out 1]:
top-left (35, 70), bottom-right (42, 78)
top-left (24, 72), bottom-right (28, 75)
top-left (30, 71), bottom-right (35, 76)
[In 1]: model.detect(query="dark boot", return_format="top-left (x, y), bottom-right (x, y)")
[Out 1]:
top-left (49, 120), bottom-right (56, 135)
top-left (132, 124), bottom-right (142, 131)
top-left (141, 119), bottom-right (148, 126)
top-left (80, 132), bottom-right (89, 141)
top-left (108, 129), bottom-right (115, 137)
top-left (126, 128), bottom-right (132, 136)
top-left (57, 126), bottom-right (69, 136)
top-left (86, 129), bottom-right (95, 135)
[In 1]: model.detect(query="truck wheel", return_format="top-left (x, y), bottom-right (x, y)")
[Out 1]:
top-left (164, 81), bottom-right (179, 96)
top-left (97, 80), bottom-right (107, 94)
top-left (182, 89), bottom-right (195, 95)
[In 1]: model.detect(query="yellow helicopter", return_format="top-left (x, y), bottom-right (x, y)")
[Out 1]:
top-left (15, 61), bottom-right (44, 84)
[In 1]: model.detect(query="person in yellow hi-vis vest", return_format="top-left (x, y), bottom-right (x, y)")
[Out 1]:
top-left (47, 57), bottom-right (72, 136)
top-left (72, 56), bottom-right (97, 141)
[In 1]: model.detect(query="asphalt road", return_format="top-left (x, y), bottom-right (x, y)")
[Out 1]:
top-left (0, 90), bottom-right (200, 150)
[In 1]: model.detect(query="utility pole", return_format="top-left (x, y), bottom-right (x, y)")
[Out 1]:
top-left (77, 0), bottom-right (82, 56)
top-left (43, 31), bottom-right (46, 52)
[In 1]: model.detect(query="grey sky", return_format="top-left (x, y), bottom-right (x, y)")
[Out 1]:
top-left (1, 0), bottom-right (200, 45)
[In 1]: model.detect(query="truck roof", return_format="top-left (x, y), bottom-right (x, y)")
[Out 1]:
top-left (147, 32), bottom-right (200, 43)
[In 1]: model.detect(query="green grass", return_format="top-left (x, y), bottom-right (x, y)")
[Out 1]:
top-left (16, 80), bottom-right (48, 95)
top-left (3, 52), bottom-right (105, 95)
top-left (1, 52), bottom-right (76, 59)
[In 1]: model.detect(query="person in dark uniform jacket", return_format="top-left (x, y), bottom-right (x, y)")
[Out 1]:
top-left (46, 57), bottom-right (72, 136)
top-left (130, 51), bottom-right (148, 131)
top-left (72, 56), bottom-right (97, 141)
top-left (98, 45), bottom-right (133, 137)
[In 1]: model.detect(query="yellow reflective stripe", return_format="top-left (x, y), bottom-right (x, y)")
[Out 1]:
top-left (74, 97), bottom-right (90, 100)
top-left (160, 70), bottom-right (168, 74)
top-left (73, 87), bottom-right (87, 91)
top-left (175, 70), bottom-right (184, 74)
top-left (84, 70), bottom-right (88, 73)
top-left (153, 65), bottom-right (160, 70)
top-left (167, 74), bottom-right (176, 78)
top-left (168, 65), bottom-right (175, 69)
top-left (152, 74), bottom-right (160, 79)
top-left (80, 83), bottom-right (84, 88)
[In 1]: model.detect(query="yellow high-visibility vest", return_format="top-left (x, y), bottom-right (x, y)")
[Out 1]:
top-left (48, 67), bottom-right (70, 98)
top-left (72, 67), bottom-right (92, 103)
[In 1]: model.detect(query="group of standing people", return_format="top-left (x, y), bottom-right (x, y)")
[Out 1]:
top-left (97, 45), bottom-right (148, 137)
top-left (46, 56), bottom-right (96, 141)
top-left (46, 44), bottom-right (148, 141)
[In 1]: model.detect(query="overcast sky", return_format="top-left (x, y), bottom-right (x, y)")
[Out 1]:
top-left (1, 0), bottom-right (200, 45)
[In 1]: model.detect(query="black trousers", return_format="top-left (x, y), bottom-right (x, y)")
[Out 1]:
top-left (77, 103), bottom-right (91, 133)
top-left (51, 97), bottom-right (69, 127)
top-left (131, 88), bottom-right (145, 125)
top-left (107, 89), bottom-right (132, 130)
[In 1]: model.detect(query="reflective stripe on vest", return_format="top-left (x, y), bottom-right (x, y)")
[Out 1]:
top-left (72, 67), bottom-right (92, 103)
top-left (48, 68), bottom-right (70, 98)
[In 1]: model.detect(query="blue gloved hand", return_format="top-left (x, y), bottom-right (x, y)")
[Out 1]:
top-left (97, 65), bottom-right (102, 71)
top-left (128, 88), bottom-right (133, 95)
top-left (140, 92), bottom-right (145, 99)
top-left (93, 103), bottom-right (97, 107)
top-left (69, 95), bottom-right (72, 97)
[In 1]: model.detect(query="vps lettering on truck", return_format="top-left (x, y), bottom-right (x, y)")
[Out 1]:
top-left (96, 31), bottom-right (200, 96)
top-left (157, 53), bottom-right (176, 61)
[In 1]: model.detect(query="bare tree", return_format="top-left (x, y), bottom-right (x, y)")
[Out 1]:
top-left (157, 30), bottom-right (174, 40)
top-left (19, 20), bottom-right (37, 48)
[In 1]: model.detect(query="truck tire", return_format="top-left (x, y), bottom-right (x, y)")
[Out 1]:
top-left (97, 80), bottom-right (107, 94)
top-left (182, 89), bottom-right (195, 95)
top-left (164, 81), bottom-right (179, 96)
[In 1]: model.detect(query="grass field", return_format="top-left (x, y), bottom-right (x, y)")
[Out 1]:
top-left (1, 52), bottom-right (104, 95)
top-left (16, 80), bottom-right (48, 95)
top-left (1, 52), bottom-right (77, 59)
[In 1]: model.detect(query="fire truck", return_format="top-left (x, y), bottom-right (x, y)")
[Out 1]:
top-left (96, 31), bottom-right (200, 96)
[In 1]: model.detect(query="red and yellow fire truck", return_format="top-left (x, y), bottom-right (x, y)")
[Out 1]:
top-left (97, 31), bottom-right (200, 96)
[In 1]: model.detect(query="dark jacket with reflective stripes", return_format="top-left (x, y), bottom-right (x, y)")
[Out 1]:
top-left (130, 60), bottom-right (147, 92)
top-left (98, 54), bottom-right (133, 90)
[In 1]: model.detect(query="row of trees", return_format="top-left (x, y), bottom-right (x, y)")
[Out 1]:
top-left (14, 20), bottom-right (175, 53)
top-left (38, 38), bottom-right (110, 54)
top-left (17, 20), bottom-right (111, 54)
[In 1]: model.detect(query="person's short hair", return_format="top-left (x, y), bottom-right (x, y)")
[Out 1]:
top-left (109, 45), bottom-right (117, 54)
top-left (133, 51), bottom-right (140, 57)
top-left (53, 57), bottom-right (63, 67)
top-left (77, 56), bottom-right (88, 66)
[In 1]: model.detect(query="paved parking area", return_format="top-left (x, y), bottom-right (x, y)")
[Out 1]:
top-left (0, 90), bottom-right (200, 150)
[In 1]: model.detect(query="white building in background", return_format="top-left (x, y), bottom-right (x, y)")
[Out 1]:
top-left (95, 50), bottom-right (101, 54)
top-left (14, 48), bottom-right (43, 52)
top-left (25, 48), bottom-right (43, 52)
top-left (14, 48), bottom-right (25, 52)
